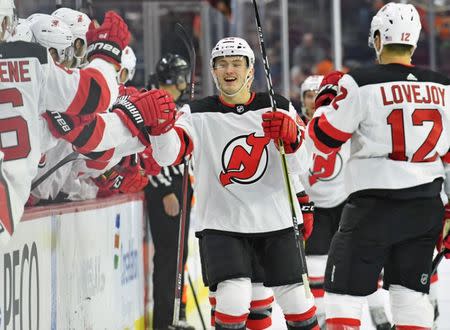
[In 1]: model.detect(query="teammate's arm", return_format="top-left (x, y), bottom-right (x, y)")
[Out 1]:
top-left (44, 11), bottom-right (130, 117)
top-left (308, 73), bottom-right (362, 154)
top-left (150, 104), bottom-right (194, 166)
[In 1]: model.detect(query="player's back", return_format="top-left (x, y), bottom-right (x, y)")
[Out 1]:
top-left (341, 63), bottom-right (450, 194)
top-left (0, 41), bottom-right (49, 237)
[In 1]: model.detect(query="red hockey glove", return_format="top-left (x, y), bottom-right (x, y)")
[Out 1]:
top-left (262, 111), bottom-right (300, 154)
top-left (93, 169), bottom-right (121, 198)
top-left (94, 155), bottom-right (148, 196)
top-left (115, 155), bottom-right (149, 193)
top-left (86, 11), bottom-right (130, 67)
top-left (436, 204), bottom-right (450, 259)
top-left (118, 84), bottom-right (139, 97)
top-left (113, 89), bottom-right (176, 138)
top-left (139, 146), bottom-right (161, 176)
top-left (297, 191), bottom-right (314, 241)
top-left (315, 71), bottom-right (344, 109)
top-left (43, 111), bottom-right (95, 139)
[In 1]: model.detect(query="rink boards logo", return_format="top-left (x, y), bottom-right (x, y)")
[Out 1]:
top-left (2, 242), bottom-right (40, 330)
top-left (219, 133), bottom-right (270, 186)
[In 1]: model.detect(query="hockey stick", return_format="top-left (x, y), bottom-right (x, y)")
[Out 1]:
top-left (251, 0), bottom-right (311, 297)
top-left (169, 22), bottom-right (197, 329)
top-left (431, 248), bottom-right (449, 275)
top-left (31, 151), bottom-right (79, 190)
top-left (187, 271), bottom-right (207, 330)
top-left (431, 218), bottom-right (450, 275)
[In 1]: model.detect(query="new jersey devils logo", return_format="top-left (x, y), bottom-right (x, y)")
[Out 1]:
top-left (308, 150), bottom-right (343, 186)
top-left (219, 133), bottom-right (270, 186)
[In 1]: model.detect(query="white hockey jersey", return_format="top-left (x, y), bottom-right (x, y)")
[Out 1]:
top-left (0, 41), bottom-right (118, 243)
top-left (309, 63), bottom-right (450, 196)
top-left (300, 105), bottom-right (349, 208)
top-left (151, 93), bottom-right (305, 234)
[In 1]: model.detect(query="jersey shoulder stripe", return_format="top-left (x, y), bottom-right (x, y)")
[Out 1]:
top-left (188, 92), bottom-right (290, 114)
top-left (0, 41), bottom-right (48, 64)
top-left (349, 64), bottom-right (450, 87)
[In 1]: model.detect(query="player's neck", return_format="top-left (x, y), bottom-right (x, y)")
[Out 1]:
top-left (161, 84), bottom-right (181, 102)
top-left (220, 90), bottom-right (252, 105)
top-left (379, 53), bottom-right (411, 66)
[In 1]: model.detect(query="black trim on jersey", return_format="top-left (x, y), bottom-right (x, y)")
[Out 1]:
top-left (72, 117), bottom-right (97, 148)
top-left (79, 78), bottom-right (102, 115)
top-left (349, 64), bottom-right (450, 87)
top-left (0, 41), bottom-right (48, 64)
top-left (195, 227), bottom-right (295, 239)
top-left (188, 92), bottom-right (290, 114)
top-left (312, 117), bottom-right (344, 149)
top-left (84, 150), bottom-right (107, 160)
top-left (349, 178), bottom-right (443, 200)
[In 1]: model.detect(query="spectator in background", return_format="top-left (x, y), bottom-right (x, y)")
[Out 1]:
top-left (313, 59), bottom-right (334, 76)
top-left (289, 65), bottom-right (305, 112)
top-left (292, 32), bottom-right (326, 75)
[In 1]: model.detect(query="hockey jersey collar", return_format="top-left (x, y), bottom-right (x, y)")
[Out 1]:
top-left (219, 92), bottom-right (256, 112)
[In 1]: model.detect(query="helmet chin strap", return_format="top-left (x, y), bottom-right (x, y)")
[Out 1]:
top-left (213, 67), bottom-right (253, 98)
top-left (375, 42), bottom-right (383, 63)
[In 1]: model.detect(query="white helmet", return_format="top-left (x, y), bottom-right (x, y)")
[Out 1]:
top-left (8, 18), bottom-right (34, 42)
top-left (300, 75), bottom-right (323, 103)
top-left (118, 46), bottom-right (136, 84)
top-left (26, 13), bottom-right (48, 25)
top-left (368, 2), bottom-right (421, 57)
top-left (52, 7), bottom-right (90, 59)
top-left (29, 14), bottom-right (74, 64)
top-left (0, 0), bottom-right (17, 42)
top-left (210, 37), bottom-right (255, 69)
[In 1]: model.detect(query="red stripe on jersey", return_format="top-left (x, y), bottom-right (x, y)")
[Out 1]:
top-left (75, 115), bottom-right (106, 153)
top-left (65, 68), bottom-right (111, 116)
top-left (395, 326), bottom-right (431, 330)
top-left (308, 117), bottom-right (335, 154)
top-left (317, 114), bottom-right (352, 142)
top-left (284, 306), bottom-right (317, 322)
top-left (250, 296), bottom-right (274, 309)
top-left (219, 92), bottom-right (256, 108)
top-left (174, 126), bottom-right (193, 165)
top-left (84, 149), bottom-right (114, 170)
top-left (215, 311), bottom-right (248, 324)
top-left (209, 296), bottom-right (217, 306)
top-left (442, 151), bottom-right (450, 164)
top-left (326, 317), bottom-right (361, 326)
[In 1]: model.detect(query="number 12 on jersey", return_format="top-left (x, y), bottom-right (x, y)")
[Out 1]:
top-left (387, 108), bottom-right (443, 162)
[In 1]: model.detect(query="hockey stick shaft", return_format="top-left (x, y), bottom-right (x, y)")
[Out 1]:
top-left (432, 218), bottom-right (450, 274)
top-left (251, 0), bottom-right (311, 297)
top-left (31, 151), bottom-right (79, 190)
top-left (171, 22), bottom-right (196, 327)
top-left (187, 271), bottom-right (207, 330)
top-left (431, 249), bottom-right (448, 275)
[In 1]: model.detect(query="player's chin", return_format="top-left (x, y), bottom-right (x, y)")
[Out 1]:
top-left (221, 84), bottom-right (239, 95)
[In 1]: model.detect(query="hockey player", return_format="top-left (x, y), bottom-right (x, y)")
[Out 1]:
top-left (308, 3), bottom-right (450, 329)
top-left (0, 1), bottom-right (170, 243)
top-left (301, 71), bottom-right (390, 329)
top-left (299, 75), bottom-right (323, 123)
top-left (52, 7), bottom-right (91, 68)
top-left (148, 37), bottom-right (318, 329)
top-left (29, 13), bottom-right (74, 67)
